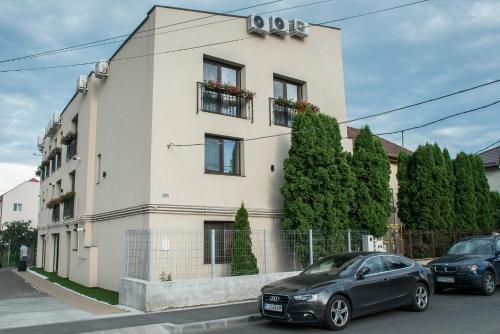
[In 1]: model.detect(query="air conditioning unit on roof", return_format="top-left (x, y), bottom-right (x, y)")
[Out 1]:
top-left (269, 16), bottom-right (288, 35)
top-left (95, 60), bottom-right (109, 79)
top-left (289, 18), bottom-right (309, 38)
top-left (247, 14), bottom-right (270, 35)
top-left (76, 75), bottom-right (88, 93)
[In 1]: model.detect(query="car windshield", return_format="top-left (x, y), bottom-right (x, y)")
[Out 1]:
top-left (448, 239), bottom-right (493, 255)
top-left (302, 255), bottom-right (364, 277)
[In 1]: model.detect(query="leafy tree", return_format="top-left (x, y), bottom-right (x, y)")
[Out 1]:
top-left (490, 191), bottom-right (500, 231)
top-left (431, 144), bottom-right (454, 229)
top-left (469, 155), bottom-right (492, 232)
top-left (231, 204), bottom-right (258, 276)
top-left (0, 221), bottom-right (37, 266)
top-left (442, 148), bottom-right (456, 224)
top-left (281, 107), bottom-right (353, 263)
top-left (350, 126), bottom-right (391, 237)
top-left (454, 153), bottom-right (477, 231)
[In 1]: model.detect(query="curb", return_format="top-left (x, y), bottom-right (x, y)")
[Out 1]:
top-left (173, 313), bottom-right (262, 333)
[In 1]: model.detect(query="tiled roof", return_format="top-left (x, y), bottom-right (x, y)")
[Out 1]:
top-left (28, 178), bottom-right (39, 183)
top-left (478, 145), bottom-right (500, 168)
top-left (348, 127), bottom-right (412, 161)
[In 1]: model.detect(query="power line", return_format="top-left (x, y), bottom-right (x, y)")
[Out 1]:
top-left (0, 0), bottom-right (286, 64)
top-left (168, 99), bottom-right (500, 148)
top-left (340, 78), bottom-right (500, 124)
top-left (1, 0), bottom-right (334, 61)
top-left (474, 139), bottom-right (500, 155)
top-left (0, 0), bottom-right (432, 73)
top-left (319, 0), bottom-right (429, 25)
top-left (374, 100), bottom-right (500, 136)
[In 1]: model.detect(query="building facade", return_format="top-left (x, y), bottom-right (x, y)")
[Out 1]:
top-left (0, 178), bottom-right (39, 229)
top-left (36, 6), bottom-right (348, 291)
top-left (479, 145), bottom-right (500, 192)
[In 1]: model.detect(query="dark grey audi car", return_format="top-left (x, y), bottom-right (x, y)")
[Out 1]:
top-left (259, 252), bottom-right (434, 330)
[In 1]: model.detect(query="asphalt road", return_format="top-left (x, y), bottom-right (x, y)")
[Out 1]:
top-left (0, 269), bottom-right (92, 330)
top-left (209, 290), bottom-right (500, 334)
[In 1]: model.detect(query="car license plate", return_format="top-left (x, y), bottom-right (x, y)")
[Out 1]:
top-left (264, 303), bottom-right (283, 312)
top-left (437, 276), bottom-right (455, 283)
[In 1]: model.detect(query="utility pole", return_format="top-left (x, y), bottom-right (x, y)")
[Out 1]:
top-left (7, 243), bottom-right (10, 268)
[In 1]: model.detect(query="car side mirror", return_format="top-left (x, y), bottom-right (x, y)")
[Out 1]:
top-left (357, 266), bottom-right (370, 279)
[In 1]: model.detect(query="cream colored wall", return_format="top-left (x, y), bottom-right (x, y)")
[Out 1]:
top-left (389, 162), bottom-right (401, 228)
top-left (486, 168), bottom-right (500, 193)
top-left (0, 181), bottom-right (39, 227)
top-left (149, 8), bottom-right (348, 212)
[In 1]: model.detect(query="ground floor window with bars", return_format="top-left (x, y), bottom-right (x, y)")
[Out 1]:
top-left (204, 222), bottom-right (233, 264)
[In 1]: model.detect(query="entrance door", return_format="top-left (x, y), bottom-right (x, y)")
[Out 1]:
top-left (53, 234), bottom-right (60, 273)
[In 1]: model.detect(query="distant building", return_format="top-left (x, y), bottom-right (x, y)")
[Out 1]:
top-left (0, 178), bottom-right (39, 229)
top-left (347, 127), bottom-right (412, 230)
top-left (478, 145), bottom-right (500, 192)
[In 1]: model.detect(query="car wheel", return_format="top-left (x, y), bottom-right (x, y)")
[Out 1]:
top-left (410, 282), bottom-right (429, 312)
top-left (481, 271), bottom-right (495, 296)
top-left (325, 295), bottom-right (351, 331)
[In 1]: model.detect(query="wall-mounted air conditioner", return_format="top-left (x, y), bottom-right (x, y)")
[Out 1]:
top-left (77, 75), bottom-right (88, 93)
top-left (269, 16), bottom-right (288, 35)
top-left (247, 14), bottom-right (270, 35)
top-left (95, 60), bottom-right (109, 79)
top-left (289, 19), bottom-right (309, 38)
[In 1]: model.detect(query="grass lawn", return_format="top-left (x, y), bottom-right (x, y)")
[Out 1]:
top-left (30, 267), bottom-right (119, 305)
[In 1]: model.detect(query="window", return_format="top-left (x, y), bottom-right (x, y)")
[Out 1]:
top-left (204, 222), bottom-right (233, 264)
top-left (205, 135), bottom-right (241, 175)
top-left (56, 151), bottom-right (62, 169)
top-left (96, 154), bottom-right (102, 184)
top-left (203, 60), bottom-right (239, 86)
top-left (383, 256), bottom-right (413, 271)
top-left (361, 256), bottom-right (385, 275)
top-left (496, 239), bottom-right (500, 254)
top-left (201, 59), bottom-right (247, 118)
top-left (13, 203), bottom-right (23, 211)
top-left (51, 158), bottom-right (56, 173)
top-left (273, 77), bottom-right (303, 127)
top-left (273, 77), bottom-right (302, 101)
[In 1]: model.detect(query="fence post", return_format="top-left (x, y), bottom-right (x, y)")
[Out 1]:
top-left (408, 230), bottom-right (413, 259)
top-left (7, 244), bottom-right (10, 268)
top-left (147, 230), bottom-right (154, 281)
top-left (124, 231), bottom-right (129, 278)
top-left (211, 229), bottom-right (216, 278)
top-left (309, 229), bottom-right (313, 265)
top-left (263, 230), bottom-right (268, 274)
top-left (347, 229), bottom-right (352, 253)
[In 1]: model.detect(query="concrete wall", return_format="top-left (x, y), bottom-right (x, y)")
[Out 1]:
top-left (119, 271), bottom-right (300, 312)
top-left (486, 168), bottom-right (500, 193)
top-left (0, 180), bottom-right (39, 228)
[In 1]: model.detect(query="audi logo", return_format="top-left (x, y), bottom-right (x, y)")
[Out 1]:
top-left (269, 296), bottom-right (280, 303)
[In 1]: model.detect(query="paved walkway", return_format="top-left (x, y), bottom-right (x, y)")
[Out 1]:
top-left (0, 268), bottom-right (93, 330)
top-left (15, 269), bottom-right (125, 316)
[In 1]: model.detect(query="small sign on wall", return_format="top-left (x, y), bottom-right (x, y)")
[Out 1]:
top-left (161, 239), bottom-right (170, 251)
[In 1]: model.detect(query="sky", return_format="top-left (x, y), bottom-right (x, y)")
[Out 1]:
top-left (0, 0), bottom-right (499, 194)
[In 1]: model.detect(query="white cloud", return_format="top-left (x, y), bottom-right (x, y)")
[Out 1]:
top-left (0, 162), bottom-right (37, 194)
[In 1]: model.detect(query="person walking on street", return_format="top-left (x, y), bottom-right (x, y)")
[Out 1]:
top-left (18, 242), bottom-right (28, 271)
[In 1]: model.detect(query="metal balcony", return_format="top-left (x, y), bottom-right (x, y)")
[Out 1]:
top-left (197, 82), bottom-right (253, 122)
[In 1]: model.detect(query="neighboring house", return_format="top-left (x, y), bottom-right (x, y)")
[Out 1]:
top-left (478, 145), bottom-right (500, 192)
top-left (347, 127), bottom-right (412, 230)
top-left (0, 178), bottom-right (39, 229)
top-left (36, 6), bottom-right (349, 291)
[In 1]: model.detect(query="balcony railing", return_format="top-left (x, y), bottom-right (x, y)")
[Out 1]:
top-left (63, 198), bottom-right (75, 220)
top-left (67, 138), bottom-right (77, 160)
top-left (52, 204), bottom-right (60, 222)
top-left (269, 98), bottom-right (295, 127)
top-left (197, 82), bottom-right (253, 122)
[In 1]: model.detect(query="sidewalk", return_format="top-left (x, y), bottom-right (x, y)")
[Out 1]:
top-left (0, 302), bottom-right (260, 334)
top-left (14, 269), bottom-right (126, 316)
